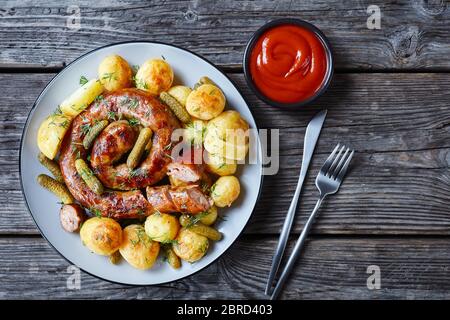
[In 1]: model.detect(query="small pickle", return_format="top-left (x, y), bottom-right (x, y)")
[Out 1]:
top-left (38, 152), bottom-right (64, 182)
top-left (82, 120), bottom-right (109, 149)
top-left (109, 251), bottom-right (121, 265)
top-left (166, 247), bottom-right (181, 269)
top-left (37, 174), bottom-right (74, 204)
top-left (179, 214), bottom-right (192, 227)
top-left (160, 91), bottom-right (191, 123)
top-left (126, 127), bottom-right (152, 169)
top-left (189, 224), bottom-right (222, 241)
top-left (75, 159), bottom-right (104, 195)
top-left (145, 137), bottom-right (153, 152)
top-left (179, 214), bottom-right (222, 241)
top-left (193, 76), bottom-right (216, 89)
top-left (199, 206), bottom-right (218, 226)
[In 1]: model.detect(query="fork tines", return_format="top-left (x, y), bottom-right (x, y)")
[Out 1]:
top-left (321, 143), bottom-right (354, 181)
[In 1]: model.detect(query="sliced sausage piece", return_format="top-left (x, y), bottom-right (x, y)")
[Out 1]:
top-left (167, 147), bottom-right (212, 188)
top-left (146, 185), bottom-right (212, 214)
top-left (167, 162), bottom-right (203, 184)
top-left (59, 204), bottom-right (86, 232)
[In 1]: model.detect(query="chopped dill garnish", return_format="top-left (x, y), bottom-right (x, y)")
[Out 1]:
top-left (128, 117), bottom-right (140, 126)
top-left (186, 211), bottom-right (210, 228)
top-left (48, 118), bottom-right (70, 129)
top-left (200, 181), bottom-right (210, 194)
top-left (91, 208), bottom-right (102, 218)
top-left (94, 95), bottom-right (104, 103)
top-left (129, 168), bottom-right (140, 178)
top-left (80, 122), bottom-right (91, 136)
top-left (102, 72), bottom-right (116, 82)
top-left (107, 111), bottom-right (116, 121)
top-left (52, 105), bottom-right (62, 116)
top-left (79, 75), bottom-right (88, 86)
top-left (159, 239), bottom-right (178, 245)
top-left (133, 76), bottom-right (148, 89)
top-left (128, 98), bottom-right (139, 110)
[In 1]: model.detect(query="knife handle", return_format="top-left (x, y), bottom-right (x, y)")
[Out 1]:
top-left (265, 172), bottom-right (306, 295)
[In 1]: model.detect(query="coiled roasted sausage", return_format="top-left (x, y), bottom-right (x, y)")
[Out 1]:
top-left (59, 88), bottom-right (180, 219)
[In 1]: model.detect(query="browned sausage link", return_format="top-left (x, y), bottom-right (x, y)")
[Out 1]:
top-left (59, 204), bottom-right (86, 233)
top-left (59, 89), bottom-right (180, 219)
top-left (146, 185), bottom-right (212, 214)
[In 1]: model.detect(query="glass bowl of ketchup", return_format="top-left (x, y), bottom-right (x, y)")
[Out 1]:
top-left (243, 18), bottom-right (334, 108)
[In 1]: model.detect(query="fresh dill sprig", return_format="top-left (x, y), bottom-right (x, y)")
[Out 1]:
top-left (128, 117), bottom-right (140, 126)
top-left (79, 75), bottom-right (88, 86)
top-left (102, 72), bottom-right (117, 82)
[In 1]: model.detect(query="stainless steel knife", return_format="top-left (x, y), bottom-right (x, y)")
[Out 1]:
top-left (265, 109), bottom-right (327, 295)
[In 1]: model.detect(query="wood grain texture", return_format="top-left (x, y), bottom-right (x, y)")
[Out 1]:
top-left (0, 0), bottom-right (449, 69)
top-left (0, 72), bottom-right (449, 235)
top-left (1, 236), bottom-right (450, 299)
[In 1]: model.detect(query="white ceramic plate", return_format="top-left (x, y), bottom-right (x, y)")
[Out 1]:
top-left (20, 42), bottom-right (263, 285)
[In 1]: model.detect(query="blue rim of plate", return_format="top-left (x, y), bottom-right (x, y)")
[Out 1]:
top-left (19, 41), bottom-right (264, 287)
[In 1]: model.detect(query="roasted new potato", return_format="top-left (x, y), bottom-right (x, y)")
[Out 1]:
top-left (211, 176), bottom-right (241, 207)
top-left (204, 110), bottom-right (249, 160)
top-left (98, 55), bottom-right (132, 92)
top-left (135, 58), bottom-right (173, 95)
top-left (144, 212), bottom-right (180, 243)
top-left (119, 224), bottom-right (160, 270)
top-left (183, 118), bottom-right (207, 146)
top-left (205, 152), bottom-right (237, 176)
top-left (80, 217), bottom-right (122, 256)
top-left (185, 84), bottom-right (225, 120)
top-left (168, 85), bottom-right (192, 106)
top-left (37, 113), bottom-right (72, 159)
top-left (60, 79), bottom-right (104, 117)
top-left (173, 228), bottom-right (209, 263)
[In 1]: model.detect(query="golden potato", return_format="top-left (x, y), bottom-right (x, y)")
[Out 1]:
top-left (37, 113), bottom-right (72, 159)
top-left (204, 128), bottom-right (249, 161)
top-left (185, 84), bottom-right (225, 120)
top-left (211, 176), bottom-right (240, 207)
top-left (144, 212), bottom-right (180, 243)
top-left (205, 152), bottom-right (237, 176)
top-left (204, 110), bottom-right (249, 160)
top-left (80, 217), bottom-right (122, 256)
top-left (168, 85), bottom-right (192, 106)
top-left (173, 228), bottom-right (209, 263)
top-left (60, 79), bottom-right (104, 117)
top-left (199, 205), bottom-right (218, 226)
top-left (135, 59), bottom-right (173, 95)
top-left (206, 110), bottom-right (249, 140)
top-left (98, 55), bottom-right (132, 92)
top-left (183, 118), bottom-right (207, 145)
top-left (119, 224), bottom-right (160, 270)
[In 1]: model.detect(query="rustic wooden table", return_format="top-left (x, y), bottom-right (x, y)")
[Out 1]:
top-left (1, 1), bottom-right (449, 299)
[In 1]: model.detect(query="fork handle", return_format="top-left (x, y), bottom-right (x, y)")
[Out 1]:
top-left (270, 195), bottom-right (325, 300)
top-left (265, 173), bottom-right (307, 295)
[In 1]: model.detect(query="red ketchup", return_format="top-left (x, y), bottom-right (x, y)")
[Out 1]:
top-left (249, 24), bottom-right (328, 104)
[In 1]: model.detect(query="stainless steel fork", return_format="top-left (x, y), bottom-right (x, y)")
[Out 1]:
top-left (270, 143), bottom-right (355, 300)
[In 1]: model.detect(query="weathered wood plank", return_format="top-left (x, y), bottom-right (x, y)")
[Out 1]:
top-left (0, 0), bottom-right (449, 69)
top-left (1, 73), bottom-right (449, 235)
top-left (1, 236), bottom-right (450, 299)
